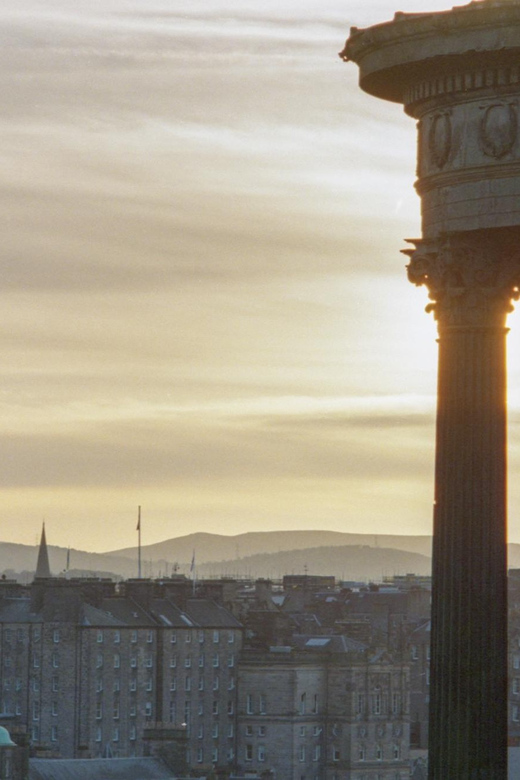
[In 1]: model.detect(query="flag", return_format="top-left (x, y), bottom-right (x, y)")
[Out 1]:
top-left (190, 550), bottom-right (195, 574)
top-left (137, 506), bottom-right (141, 532)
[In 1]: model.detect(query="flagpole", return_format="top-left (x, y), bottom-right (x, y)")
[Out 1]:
top-left (137, 506), bottom-right (142, 579)
top-left (191, 549), bottom-right (196, 596)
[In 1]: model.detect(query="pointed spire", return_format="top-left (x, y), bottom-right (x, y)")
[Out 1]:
top-left (35, 523), bottom-right (51, 579)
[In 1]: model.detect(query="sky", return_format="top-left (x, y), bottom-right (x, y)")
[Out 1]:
top-left (3, 0), bottom-right (520, 552)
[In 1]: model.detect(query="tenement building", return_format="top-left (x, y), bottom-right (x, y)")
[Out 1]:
top-left (236, 638), bottom-right (410, 780)
top-left (0, 576), bottom-right (242, 770)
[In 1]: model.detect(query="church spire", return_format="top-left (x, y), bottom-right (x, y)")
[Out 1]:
top-left (35, 522), bottom-right (51, 579)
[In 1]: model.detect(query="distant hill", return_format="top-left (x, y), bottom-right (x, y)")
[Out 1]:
top-left (194, 544), bottom-right (432, 582)
top-left (1, 532), bottom-right (520, 583)
top-left (107, 530), bottom-right (433, 565)
top-left (0, 542), bottom-right (138, 580)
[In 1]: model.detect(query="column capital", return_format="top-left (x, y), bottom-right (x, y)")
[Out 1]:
top-left (403, 232), bottom-right (520, 328)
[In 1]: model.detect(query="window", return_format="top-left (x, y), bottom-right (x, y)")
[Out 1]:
top-left (212, 723), bottom-right (219, 739)
top-left (113, 727), bottom-right (119, 742)
top-left (169, 701), bottom-right (176, 722)
top-left (213, 653), bottom-right (220, 668)
top-left (299, 746), bottom-right (306, 762)
top-left (313, 694), bottom-right (319, 713)
top-left (51, 701), bottom-right (58, 716)
top-left (130, 679), bottom-right (137, 691)
top-left (97, 630), bottom-right (103, 643)
top-left (300, 726), bottom-right (306, 737)
top-left (171, 632), bottom-right (177, 644)
top-left (197, 748), bottom-right (203, 763)
top-left (247, 694), bottom-right (253, 714)
top-left (300, 693), bottom-right (306, 715)
top-left (373, 693), bottom-right (382, 715)
top-left (392, 693), bottom-right (401, 714)
top-left (228, 700), bottom-right (234, 715)
top-left (113, 679), bottom-right (120, 692)
top-left (212, 748), bottom-right (218, 763)
top-left (95, 702), bottom-right (103, 720)
top-left (170, 656), bottom-right (177, 668)
top-left (228, 748), bottom-right (234, 761)
top-left (114, 654), bottom-right (120, 669)
top-left (198, 631), bottom-right (204, 644)
top-left (313, 745), bottom-right (321, 762)
top-left (228, 654), bottom-right (235, 667)
top-left (145, 655), bottom-right (153, 668)
top-left (170, 678), bottom-right (177, 691)
top-left (228, 724), bottom-right (234, 738)
top-left (514, 679), bottom-right (520, 695)
top-left (113, 701), bottom-right (120, 720)
top-left (313, 726), bottom-right (321, 737)
top-left (32, 702), bottom-right (40, 721)
top-left (130, 704), bottom-right (137, 717)
top-left (146, 679), bottom-right (153, 692)
top-left (228, 632), bottom-right (235, 644)
top-left (130, 725), bottom-right (136, 741)
top-left (130, 656), bottom-right (137, 668)
top-left (199, 654), bottom-right (205, 668)
top-left (52, 653), bottom-right (59, 669)
top-left (212, 701), bottom-right (219, 715)
top-left (513, 705), bottom-right (520, 723)
top-left (33, 628), bottom-right (41, 642)
top-left (33, 655), bottom-right (40, 669)
top-left (260, 694), bottom-right (266, 714)
top-left (95, 727), bottom-right (102, 743)
top-left (246, 725), bottom-right (253, 736)
top-left (145, 702), bottom-right (152, 718)
top-left (198, 677), bottom-right (204, 691)
top-left (147, 630), bottom-right (154, 643)
top-left (96, 653), bottom-right (103, 669)
top-left (258, 745), bottom-right (266, 762)
top-left (213, 677), bottom-right (219, 690)
top-left (359, 745), bottom-right (366, 761)
top-left (131, 630), bottom-right (138, 643)
top-left (228, 677), bottom-right (235, 690)
top-left (32, 680), bottom-right (39, 693)
top-left (393, 743), bottom-right (401, 760)
top-left (246, 744), bottom-right (253, 761)
top-left (185, 632), bottom-right (191, 644)
top-left (213, 631), bottom-right (220, 643)
top-left (114, 630), bottom-right (120, 644)
top-left (53, 629), bottom-right (60, 644)
top-left (376, 744), bottom-right (383, 761)
top-left (31, 725), bottom-right (39, 742)
top-left (198, 702), bottom-right (204, 716)
top-left (411, 645), bottom-right (419, 660)
top-left (185, 677), bottom-right (191, 691)
top-left (185, 656), bottom-right (191, 668)
top-left (198, 724), bottom-right (204, 739)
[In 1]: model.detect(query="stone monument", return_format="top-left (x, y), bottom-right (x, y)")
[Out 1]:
top-left (341, 2), bottom-right (520, 778)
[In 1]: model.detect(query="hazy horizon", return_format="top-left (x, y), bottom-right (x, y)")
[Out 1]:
top-left (4, 0), bottom-right (520, 551)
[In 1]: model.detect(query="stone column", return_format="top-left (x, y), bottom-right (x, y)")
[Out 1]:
top-left (405, 230), bottom-right (520, 779)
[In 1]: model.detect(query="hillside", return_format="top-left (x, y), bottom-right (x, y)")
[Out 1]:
top-left (107, 530), bottom-right (433, 564)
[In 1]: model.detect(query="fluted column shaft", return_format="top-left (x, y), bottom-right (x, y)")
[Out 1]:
top-left (405, 230), bottom-right (520, 780)
top-left (430, 323), bottom-right (508, 779)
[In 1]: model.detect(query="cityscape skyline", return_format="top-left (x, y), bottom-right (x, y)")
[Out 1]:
top-left (4, 0), bottom-right (520, 552)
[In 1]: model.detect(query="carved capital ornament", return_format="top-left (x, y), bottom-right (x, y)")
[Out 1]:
top-left (403, 234), bottom-right (520, 328)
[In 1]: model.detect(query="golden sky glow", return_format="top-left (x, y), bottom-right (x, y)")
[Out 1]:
top-left (3, 0), bottom-right (520, 551)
